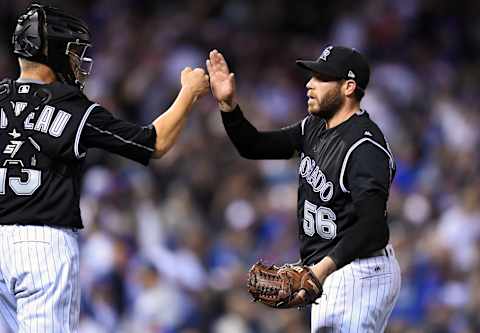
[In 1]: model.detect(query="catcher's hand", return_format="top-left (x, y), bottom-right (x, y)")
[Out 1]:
top-left (247, 261), bottom-right (323, 309)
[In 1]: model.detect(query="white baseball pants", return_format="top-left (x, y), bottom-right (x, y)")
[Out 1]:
top-left (311, 245), bottom-right (401, 333)
top-left (0, 225), bottom-right (80, 333)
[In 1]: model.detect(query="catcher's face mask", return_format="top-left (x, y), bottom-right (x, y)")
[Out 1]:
top-left (13, 4), bottom-right (93, 90)
top-left (66, 40), bottom-right (93, 90)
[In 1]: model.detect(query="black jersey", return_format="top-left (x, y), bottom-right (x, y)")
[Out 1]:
top-left (0, 79), bottom-right (156, 228)
top-left (294, 110), bottom-right (395, 265)
top-left (222, 106), bottom-right (395, 267)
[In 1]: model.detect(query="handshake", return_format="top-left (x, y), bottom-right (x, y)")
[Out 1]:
top-left (180, 49), bottom-right (237, 112)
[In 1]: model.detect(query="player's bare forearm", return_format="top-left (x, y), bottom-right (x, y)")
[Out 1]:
top-left (310, 256), bottom-right (337, 283)
top-left (151, 67), bottom-right (209, 158)
top-left (151, 87), bottom-right (196, 158)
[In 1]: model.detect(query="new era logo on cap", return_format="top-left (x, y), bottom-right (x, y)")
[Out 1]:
top-left (348, 70), bottom-right (355, 78)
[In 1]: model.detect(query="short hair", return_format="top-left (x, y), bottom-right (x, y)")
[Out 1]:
top-left (343, 79), bottom-right (364, 103)
top-left (18, 58), bottom-right (42, 71)
top-left (353, 88), bottom-right (365, 102)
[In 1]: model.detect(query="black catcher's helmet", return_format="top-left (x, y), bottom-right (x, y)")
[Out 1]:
top-left (12, 3), bottom-right (93, 90)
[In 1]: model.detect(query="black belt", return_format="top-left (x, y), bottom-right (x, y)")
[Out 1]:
top-left (358, 247), bottom-right (389, 259)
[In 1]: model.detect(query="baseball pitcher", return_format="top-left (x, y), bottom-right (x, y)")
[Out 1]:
top-left (207, 46), bottom-right (401, 332)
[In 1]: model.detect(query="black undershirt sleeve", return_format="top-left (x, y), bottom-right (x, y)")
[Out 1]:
top-left (328, 142), bottom-right (391, 268)
top-left (221, 105), bottom-right (302, 159)
top-left (80, 106), bottom-right (157, 165)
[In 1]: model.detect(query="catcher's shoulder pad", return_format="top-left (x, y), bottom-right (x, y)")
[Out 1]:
top-left (0, 79), bottom-right (13, 104)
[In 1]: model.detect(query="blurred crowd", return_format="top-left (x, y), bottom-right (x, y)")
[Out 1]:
top-left (1, 0), bottom-right (480, 332)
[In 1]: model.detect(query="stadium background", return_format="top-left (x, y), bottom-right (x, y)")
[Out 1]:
top-left (1, 0), bottom-right (480, 332)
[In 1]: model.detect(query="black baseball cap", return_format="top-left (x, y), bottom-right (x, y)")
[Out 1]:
top-left (296, 46), bottom-right (370, 91)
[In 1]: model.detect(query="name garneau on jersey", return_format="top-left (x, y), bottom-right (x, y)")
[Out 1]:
top-left (0, 80), bottom-right (97, 227)
top-left (296, 110), bottom-right (395, 265)
top-left (3, 101), bottom-right (71, 136)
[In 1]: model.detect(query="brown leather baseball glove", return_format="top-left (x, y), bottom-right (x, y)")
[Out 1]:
top-left (247, 261), bottom-right (323, 309)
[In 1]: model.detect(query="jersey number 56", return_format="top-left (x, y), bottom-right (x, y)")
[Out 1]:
top-left (303, 200), bottom-right (337, 239)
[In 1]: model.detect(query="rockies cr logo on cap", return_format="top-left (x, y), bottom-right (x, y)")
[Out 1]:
top-left (319, 46), bottom-right (333, 61)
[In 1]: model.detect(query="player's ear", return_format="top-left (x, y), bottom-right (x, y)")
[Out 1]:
top-left (344, 80), bottom-right (357, 97)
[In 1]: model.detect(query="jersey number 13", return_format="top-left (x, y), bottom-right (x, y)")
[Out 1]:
top-left (0, 167), bottom-right (41, 195)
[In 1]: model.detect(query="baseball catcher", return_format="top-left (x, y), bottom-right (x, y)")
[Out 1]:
top-left (0, 3), bottom-right (209, 332)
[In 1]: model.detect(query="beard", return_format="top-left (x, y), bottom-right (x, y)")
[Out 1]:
top-left (309, 83), bottom-right (345, 120)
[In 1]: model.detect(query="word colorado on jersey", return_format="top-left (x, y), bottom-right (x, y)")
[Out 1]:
top-left (298, 153), bottom-right (334, 202)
